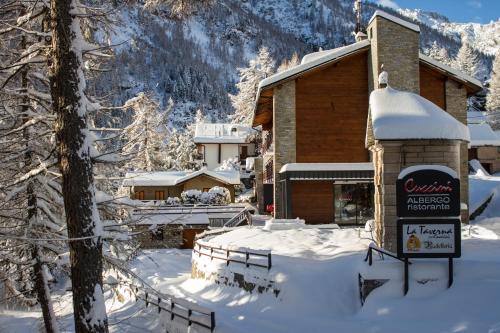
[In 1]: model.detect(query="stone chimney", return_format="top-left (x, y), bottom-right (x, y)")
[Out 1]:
top-left (368, 11), bottom-right (420, 94)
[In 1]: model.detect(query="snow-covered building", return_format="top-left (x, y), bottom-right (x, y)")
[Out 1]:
top-left (123, 168), bottom-right (240, 202)
top-left (194, 123), bottom-right (256, 170)
top-left (467, 111), bottom-right (500, 173)
top-left (252, 10), bottom-right (481, 239)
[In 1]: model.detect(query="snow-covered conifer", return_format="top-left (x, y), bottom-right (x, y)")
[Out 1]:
top-left (486, 49), bottom-right (500, 129)
top-left (453, 42), bottom-right (481, 78)
top-left (230, 47), bottom-right (275, 125)
top-left (121, 93), bottom-right (170, 172)
top-left (428, 41), bottom-right (452, 66)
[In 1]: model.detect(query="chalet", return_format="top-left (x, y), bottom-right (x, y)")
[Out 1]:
top-left (467, 111), bottom-right (500, 174)
top-left (123, 168), bottom-right (240, 202)
top-left (252, 11), bottom-right (482, 251)
top-left (194, 123), bottom-right (256, 170)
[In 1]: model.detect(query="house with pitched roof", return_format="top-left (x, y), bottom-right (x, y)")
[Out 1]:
top-left (252, 11), bottom-right (481, 249)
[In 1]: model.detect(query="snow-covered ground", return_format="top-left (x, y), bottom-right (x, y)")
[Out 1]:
top-left (3, 173), bottom-right (500, 333)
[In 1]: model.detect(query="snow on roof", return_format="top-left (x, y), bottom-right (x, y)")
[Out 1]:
top-left (369, 10), bottom-right (420, 33)
top-left (133, 213), bottom-right (210, 225)
top-left (467, 111), bottom-right (487, 124)
top-left (420, 53), bottom-right (482, 90)
top-left (280, 163), bottom-right (373, 173)
top-left (123, 168), bottom-right (240, 187)
top-left (469, 123), bottom-right (500, 147)
top-left (258, 39), bottom-right (371, 91)
top-left (194, 123), bottom-right (255, 143)
top-left (370, 86), bottom-right (470, 141)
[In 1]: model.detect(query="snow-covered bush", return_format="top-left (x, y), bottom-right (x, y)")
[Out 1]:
top-left (208, 186), bottom-right (231, 204)
top-left (166, 197), bottom-right (181, 206)
top-left (216, 157), bottom-right (240, 171)
top-left (181, 189), bottom-right (202, 204)
top-left (180, 187), bottom-right (230, 205)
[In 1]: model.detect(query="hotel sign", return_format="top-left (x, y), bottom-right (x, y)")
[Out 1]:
top-left (396, 166), bottom-right (460, 218)
top-left (397, 219), bottom-right (461, 258)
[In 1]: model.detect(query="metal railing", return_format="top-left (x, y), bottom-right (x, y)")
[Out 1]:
top-left (193, 240), bottom-right (272, 271)
top-left (130, 283), bottom-right (215, 332)
top-left (364, 243), bottom-right (411, 266)
top-left (223, 209), bottom-right (252, 227)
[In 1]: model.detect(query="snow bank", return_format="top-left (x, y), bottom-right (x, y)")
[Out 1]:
top-left (370, 86), bottom-right (470, 141)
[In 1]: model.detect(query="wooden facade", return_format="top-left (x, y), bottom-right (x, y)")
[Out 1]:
top-left (419, 64), bottom-right (447, 110)
top-left (296, 51), bottom-right (370, 163)
top-left (291, 181), bottom-right (334, 224)
top-left (286, 52), bottom-right (370, 223)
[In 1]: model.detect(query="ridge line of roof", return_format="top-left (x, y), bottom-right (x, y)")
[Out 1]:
top-left (368, 10), bottom-right (420, 32)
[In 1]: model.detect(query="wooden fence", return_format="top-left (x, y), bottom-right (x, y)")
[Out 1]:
top-left (130, 283), bottom-right (215, 333)
top-left (193, 240), bottom-right (272, 271)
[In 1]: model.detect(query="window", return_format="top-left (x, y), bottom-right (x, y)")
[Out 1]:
top-left (151, 228), bottom-right (164, 241)
top-left (155, 191), bottom-right (165, 200)
top-left (134, 191), bottom-right (144, 200)
top-left (334, 183), bottom-right (374, 225)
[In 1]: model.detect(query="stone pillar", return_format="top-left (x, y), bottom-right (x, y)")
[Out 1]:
top-left (273, 81), bottom-right (296, 218)
top-left (445, 80), bottom-right (470, 223)
top-left (375, 139), bottom-right (463, 252)
top-left (254, 157), bottom-right (265, 214)
top-left (368, 13), bottom-right (420, 94)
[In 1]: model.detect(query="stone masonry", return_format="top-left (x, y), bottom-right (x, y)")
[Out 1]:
top-left (368, 15), bottom-right (420, 94)
top-left (273, 81), bottom-right (296, 218)
top-left (445, 79), bottom-right (470, 223)
top-left (375, 139), bottom-right (462, 252)
top-left (254, 157), bottom-right (265, 214)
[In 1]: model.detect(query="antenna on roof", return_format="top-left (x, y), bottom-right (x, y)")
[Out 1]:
top-left (354, 0), bottom-right (367, 41)
top-left (354, 0), bottom-right (363, 34)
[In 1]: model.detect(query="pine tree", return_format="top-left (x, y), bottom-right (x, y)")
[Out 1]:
top-left (428, 41), bottom-right (451, 66)
top-left (486, 49), bottom-right (500, 129)
top-left (0, 2), bottom-right (63, 332)
top-left (49, 0), bottom-right (109, 331)
top-left (167, 109), bottom-right (204, 170)
top-left (277, 52), bottom-right (300, 72)
top-left (453, 42), bottom-right (481, 78)
top-left (121, 93), bottom-right (170, 172)
top-left (230, 46), bottom-right (275, 125)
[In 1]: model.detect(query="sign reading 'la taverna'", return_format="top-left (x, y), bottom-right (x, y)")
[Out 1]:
top-left (396, 165), bottom-right (460, 218)
top-left (397, 219), bottom-right (461, 258)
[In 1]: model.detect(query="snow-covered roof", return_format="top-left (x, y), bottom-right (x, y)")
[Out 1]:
top-left (469, 123), bottom-right (500, 147)
top-left (194, 123), bottom-right (255, 143)
top-left (369, 86), bottom-right (470, 141)
top-left (420, 53), bottom-right (482, 90)
top-left (258, 39), bottom-right (371, 91)
top-left (280, 163), bottom-right (373, 173)
top-left (369, 10), bottom-right (420, 33)
top-left (467, 111), bottom-right (487, 124)
top-left (123, 168), bottom-right (240, 187)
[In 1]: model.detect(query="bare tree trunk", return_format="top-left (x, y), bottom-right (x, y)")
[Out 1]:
top-left (20, 27), bottom-right (59, 332)
top-left (49, 0), bottom-right (108, 332)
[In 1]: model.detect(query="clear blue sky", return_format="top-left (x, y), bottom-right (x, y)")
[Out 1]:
top-left (372, 0), bottom-right (500, 24)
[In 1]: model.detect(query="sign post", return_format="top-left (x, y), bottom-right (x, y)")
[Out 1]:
top-left (396, 165), bottom-right (461, 295)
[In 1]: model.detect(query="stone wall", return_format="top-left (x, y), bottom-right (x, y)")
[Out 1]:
top-left (133, 224), bottom-right (183, 249)
top-left (273, 81), bottom-right (296, 218)
top-left (254, 157), bottom-right (265, 214)
top-left (368, 15), bottom-right (420, 94)
top-left (477, 147), bottom-right (500, 174)
top-left (375, 139), bottom-right (462, 252)
top-left (445, 79), bottom-right (469, 223)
